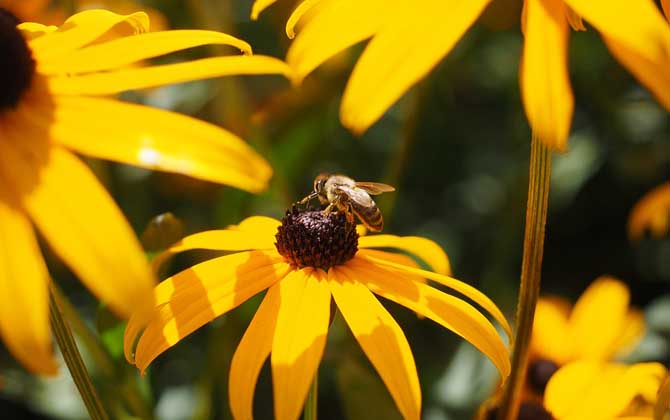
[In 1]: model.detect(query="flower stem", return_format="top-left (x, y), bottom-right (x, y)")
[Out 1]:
top-left (497, 134), bottom-right (552, 420)
top-left (303, 375), bottom-right (318, 420)
top-left (49, 284), bottom-right (109, 420)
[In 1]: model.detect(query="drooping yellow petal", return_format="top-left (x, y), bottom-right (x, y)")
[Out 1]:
top-left (130, 251), bottom-right (289, 372)
top-left (44, 96), bottom-right (272, 193)
top-left (343, 260), bottom-right (511, 380)
top-left (530, 298), bottom-right (573, 364)
top-left (568, 276), bottom-right (631, 360)
top-left (520, 0), bottom-right (573, 151)
top-left (340, 0), bottom-right (492, 134)
top-left (357, 252), bottom-right (512, 340)
top-left (563, 0), bottom-right (670, 110)
top-left (656, 369), bottom-right (670, 420)
top-left (251, 0), bottom-right (278, 20)
top-left (0, 179), bottom-right (56, 375)
top-left (329, 268), bottom-right (421, 420)
top-left (628, 183), bottom-right (670, 241)
top-left (358, 234), bottom-right (451, 275)
top-left (0, 140), bottom-right (154, 321)
top-left (39, 30), bottom-right (252, 75)
top-left (286, 0), bottom-right (382, 83)
top-left (29, 9), bottom-right (149, 62)
top-left (229, 283), bottom-right (281, 420)
top-left (285, 0), bottom-right (325, 38)
top-left (545, 361), bottom-right (666, 420)
top-left (271, 269), bottom-right (331, 420)
top-left (48, 55), bottom-right (292, 96)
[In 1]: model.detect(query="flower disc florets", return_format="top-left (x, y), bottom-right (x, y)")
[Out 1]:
top-left (527, 358), bottom-right (559, 394)
top-left (0, 8), bottom-right (36, 111)
top-left (275, 207), bottom-right (358, 270)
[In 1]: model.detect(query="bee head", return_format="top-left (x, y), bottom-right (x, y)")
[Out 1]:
top-left (313, 173), bottom-right (330, 195)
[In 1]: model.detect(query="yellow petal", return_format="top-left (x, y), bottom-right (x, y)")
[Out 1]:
top-left (628, 183), bottom-right (670, 240)
top-left (18, 22), bottom-right (58, 40)
top-left (48, 55), bottom-right (292, 96)
top-left (286, 0), bottom-right (382, 83)
top-left (234, 216), bottom-right (282, 235)
top-left (251, 0), bottom-right (278, 20)
top-left (29, 9), bottom-right (149, 63)
top-left (39, 30), bottom-right (252, 75)
top-left (358, 234), bottom-right (451, 275)
top-left (530, 298), bottom-right (573, 364)
top-left (563, 0), bottom-right (670, 110)
top-left (520, 0), bottom-right (573, 151)
top-left (45, 96), bottom-right (272, 193)
top-left (608, 309), bottom-right (645, 359)
top-left (0, 139), bottom-right (154, 321)
top-left (656, 369), bottom-right (670, 420)
top-left (229, 283), bottom-right (281, 420)
top-left (340, 0), bottom-right (492, 134)
top-left (568, 276), bottom-right (631, 360)
top-left (357, 251), bottom-right (512, 340)
top-left (0, 179), bottom-right (56, 375)
top-left (130, 251), bottom-right (289, 372)
top-left (286, 0), bottom-right (325, 38)
top-left (343, 260), bottom-right (511, 381)
top-left (329, 268), bottom-right (421, 420)
top-left (545, 361), bottom-right (666, 420)
top-left (271, 269), bottom-right (331, 420)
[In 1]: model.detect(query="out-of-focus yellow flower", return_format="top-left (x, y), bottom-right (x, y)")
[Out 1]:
top-left (628, 183), bottom-right (670, 241)
top-left (125, 210), bottom-right (512, 420)
top-left (252, 0), bottom-right (670, 151)
top-left (545, 360), bottom-right (667, 420)
top-left (656, 369), bottom-right (670, 420)
top-left (0, 8), bottom-right (289, 375)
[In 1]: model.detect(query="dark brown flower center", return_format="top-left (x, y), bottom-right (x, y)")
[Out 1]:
top-left (527, 358), bottom-right (559, 394)
top-left (275, 207), bottom-right (358, 270)
top-left (0, 8), bottom-right (36, 112)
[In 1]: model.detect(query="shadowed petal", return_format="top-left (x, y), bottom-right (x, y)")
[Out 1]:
top-left (272, 269), bottom-right (331, 420)
top-left (42, 96), bottom-right (272, 193)
top-left (656, 370), bottom-right (670, 420)
top-left (628, 183), bottom-right (670, 240)
top-left (358, 234), bottom-right (451, 275)
top-left (663, 0), bottom-right (670, 22)
top-left (607, 309), bottom-right (644, 359)
top-left (342, 260), bottom-right (510, 380)
top-left (340, 0), bottom-right (492, 134)
top-left (521, 0), bottom-right (573, 151)
top-left (0, 179), bottom-right (56, 375)
top-left (229, 283), bottom-right (281, 420)
top-left (329, 268), bottom-right (421, 420)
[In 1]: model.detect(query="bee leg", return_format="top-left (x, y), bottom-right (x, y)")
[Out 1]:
top-left (297, 192), bottom-right (317, 206)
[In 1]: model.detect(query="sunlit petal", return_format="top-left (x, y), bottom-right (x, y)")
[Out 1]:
top-left (234, 216), bottom-right (282, 235)
top-left (340, 0), bottom-right (492, 134)
top-left (329, 268), bottom-right (421, 420)
top-left (251, 0), bottom-right (279, 20)
top-left (0, 179), bottom-right (56, 375)
top-left (229, 283), bottom-right (281, 420)
top-left (18, 22), bottom-right (57, 40)
top-left (286, 0), bottom-right (325, 38)
top-left (272, 269), bottom-right (331, 420)
top-left (358, 234), bottom-right (451, 275)
top-left (531, 298), bottom-right (573, 364)
top-left (38, 30), bottom-right (252, 75)
top-left (43, 96), bottom-right (272, 193)
top-left (130, 251), bottom-right (289, 372)
top-left (343, 260), bottom-right (511, 380)
top-left (521, 0), bottom-right (573, 151)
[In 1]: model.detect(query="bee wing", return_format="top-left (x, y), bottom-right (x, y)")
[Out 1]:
top-left (354, 182), bottom-right (396, 195)
top-left (337, 185), bottom-right (375, 206)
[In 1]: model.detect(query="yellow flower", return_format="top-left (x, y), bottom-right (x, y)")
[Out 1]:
top-left (125, 209), bottom-right (512, 420)
top-left (544, 360), bottom-right (667, 420)
top-left (628, 182), bottom-right (670, 241)
top-left (0, 8), bottom-right (289, 375)
top-left (252, 0), bottom-right (670, 151)
top-left (656, 369), bottom-right (670, 420)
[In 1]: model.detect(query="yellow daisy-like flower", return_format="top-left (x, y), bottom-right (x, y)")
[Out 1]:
top-left (0, 8), bottom-right (289, 375)
top-left (628, 182), bottom-right (670, 241)
top-left (253, 0), bottom-right (670, 151)
top-left (125, 209), bottom-right (512, 420)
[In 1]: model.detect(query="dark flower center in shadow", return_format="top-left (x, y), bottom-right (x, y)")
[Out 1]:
top-left (486, 401), bottom-right (554, 420)
top-left (275, 207), bottom-right (358, 270)
top-left (0, 8), bottom-right (36, 112)
top-left (527, 358), bottom-right (560, 394)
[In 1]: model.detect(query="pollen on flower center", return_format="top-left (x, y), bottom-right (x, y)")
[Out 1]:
top-left (275, 207), bottom-right (358, 270)
top-left (0, 8), bottom-right (36, 112)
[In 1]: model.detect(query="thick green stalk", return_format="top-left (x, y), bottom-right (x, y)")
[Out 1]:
top-left (304, 375), bottom-right (318, 420)
top-left (497, 135), bottom-right (552, 420)
top-left (49, 284), bottom-right (109, 420)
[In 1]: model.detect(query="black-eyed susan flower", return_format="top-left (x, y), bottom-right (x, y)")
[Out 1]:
top-left (253, 0), bottom-right (670, 151)
top-left (628, 183), bottom-right (670, 241)
top-left (125, 208), bottom-right (512, 420)
top-left (0, 8), bottom-right (290, 375)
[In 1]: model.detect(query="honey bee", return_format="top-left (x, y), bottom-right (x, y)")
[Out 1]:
top-left (299, 173), bottom-right (395, 232)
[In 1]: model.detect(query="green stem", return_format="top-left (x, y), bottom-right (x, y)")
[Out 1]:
top-left (497, 134), bottom-right (552, 420)
top-left (49, 284), bottom-right (109, 420)
top-left (303, 375), bottom-right (318, 420)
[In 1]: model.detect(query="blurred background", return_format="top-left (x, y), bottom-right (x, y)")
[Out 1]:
top-left (0, 0), bottom-right (668, 419)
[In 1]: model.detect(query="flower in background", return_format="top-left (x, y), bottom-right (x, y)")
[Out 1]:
top-left (656, 370), bottom-right (670, 420)
top-left (0, 8), bottom-right (290, 374)
top-left (125, 209), bottom-right (512, 420)
top-left (628, 182), bottom-right (670, 241)
top-left (253, 0), bottom-right (670, 151)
